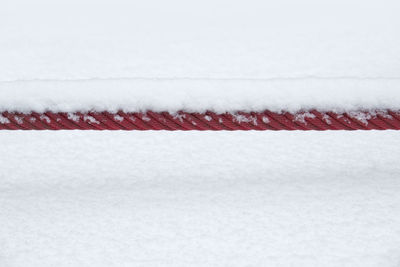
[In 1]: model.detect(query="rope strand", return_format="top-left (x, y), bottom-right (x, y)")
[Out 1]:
top-left (1, 110), bottom-right (399, 130)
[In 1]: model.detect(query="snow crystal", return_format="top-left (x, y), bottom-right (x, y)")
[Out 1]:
top-left (262, 116), bottom-right (270, 124)
top-left (233, 114), bottom-right (258, 125)
top-left (14, 116), bottom-right (23, 125)
top-left (39, 115), bottom-right (51, 123)
top-left (0, 115), bottom-right (10, 124)
top-left (346, 110), bottom-right (395, 126)
top-left (83, 115), bottom-right (99, 124)
top-left (113, 115), bottom-right (124, 122)
top-left (376, 110), bottom-right (393, 119)
top-left (67, 113), bottom-right (80, 122)
top-left (204, 115), bottom-right (212, 121)
top-left (142, 116), bottom-right (151, 122)
top-left (322, 114), bottom-right (332, 125)
top-left (173, 113), bottom-right (186, 123)
top-left (348, 111), bottom-right (372, 126)
top-left (370, 110), bottom-right (393, 120)
top-left (294, 112), bottom-right (316, 124)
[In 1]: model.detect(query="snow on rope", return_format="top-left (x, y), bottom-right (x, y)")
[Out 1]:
top-left (1, 110), bottom-right (400, 130)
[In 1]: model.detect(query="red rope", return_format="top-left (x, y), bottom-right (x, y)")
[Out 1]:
top-left (0, 110), bottom-right (399, 130)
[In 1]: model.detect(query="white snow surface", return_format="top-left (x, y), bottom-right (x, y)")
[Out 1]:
top-left (1, 0), bottom-right (400, 113)
top-left (1, 131), bottom-right (400, 266)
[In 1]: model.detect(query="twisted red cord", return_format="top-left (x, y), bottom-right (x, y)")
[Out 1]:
top-left (0, 110), bottom-right (399, 130)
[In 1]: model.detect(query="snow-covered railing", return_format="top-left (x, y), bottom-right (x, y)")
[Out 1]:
top-left (2, 0), bottom-right (399, 131)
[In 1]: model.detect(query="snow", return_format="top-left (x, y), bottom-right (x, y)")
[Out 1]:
top-left (1, 81), bottom-right (400, 114)
top-left (1, 0), bottom-right (400, 113)
top-left (2, 2), bottom-right (400, 265)
top-left (1, 130), bottom-right (400, 266)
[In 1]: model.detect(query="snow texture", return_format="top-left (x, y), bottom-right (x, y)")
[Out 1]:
top-left (1, 131), bottom-right (400, 266)
top-left (1, 0), bottom-right (400, 113)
